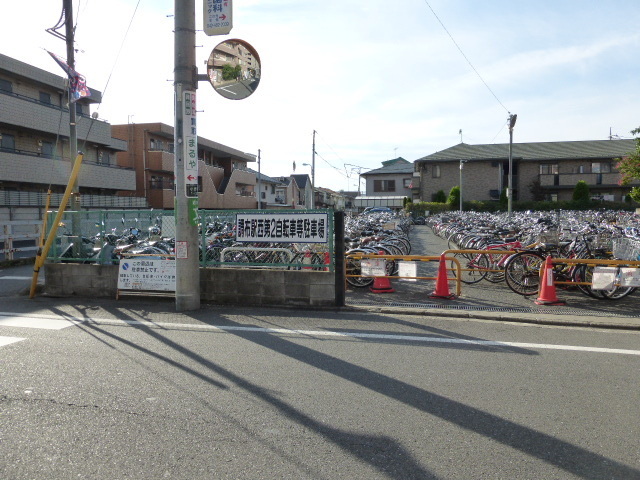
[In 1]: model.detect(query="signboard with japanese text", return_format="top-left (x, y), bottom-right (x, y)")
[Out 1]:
top-left (117, 258), bottom-right (176, 292)
top-left (204, 0), bottom-right (232, 36)
top-left (183, 89), bottom-right (198, 200)
top-left (360, 259), bottom-right (386, 277)
top-left (235, 213), bottom-right (329, 244)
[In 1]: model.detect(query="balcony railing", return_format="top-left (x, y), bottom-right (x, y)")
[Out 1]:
top-left (0, 190), bottom-right (147, 208)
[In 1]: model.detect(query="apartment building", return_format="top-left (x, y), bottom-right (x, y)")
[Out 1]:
top-left (0, 53), bottom-right (139, 221)
top-left (413, 139), bottom-right (639, 203)
top-left (111, 122), bottom-right (258, 210)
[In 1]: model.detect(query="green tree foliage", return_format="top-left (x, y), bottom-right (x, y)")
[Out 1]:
top-left (617, 127), bottom-right (640, 202)
top-left (447, 186), bottom-right (460, 206)
top-left (572, 180), bottom-right (590, 202)
top-left (433, 190), bottom-right (447, 203)
top-left (221, 64), bottom-right (242, 81)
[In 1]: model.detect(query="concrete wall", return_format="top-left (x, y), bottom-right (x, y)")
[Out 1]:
top-left (44, 264), bottom-right (337, 307)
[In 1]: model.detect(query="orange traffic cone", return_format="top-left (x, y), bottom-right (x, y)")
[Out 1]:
top-left (535, 256), bottom-right (566, 306)
top-left (370, 275), bottom-right (395, 293)
top-left (430, 253), bottom-right (456, 299)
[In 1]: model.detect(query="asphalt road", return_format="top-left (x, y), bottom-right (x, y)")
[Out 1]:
top-left (1, 298), bottom-right (640, 479)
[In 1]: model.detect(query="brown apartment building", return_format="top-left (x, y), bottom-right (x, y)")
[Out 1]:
top-left (413, 139), bottom-right (639, 204)
top-left (112, 122), bottom-right (258, 210)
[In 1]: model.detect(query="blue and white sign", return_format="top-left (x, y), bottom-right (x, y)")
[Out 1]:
top-left (118, 258), bottom-right (176, 291)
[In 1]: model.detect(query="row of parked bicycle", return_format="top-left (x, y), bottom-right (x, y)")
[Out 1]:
top-left (51, 210), bottom-right (414, 273)
top-left (429, 210), bottom-right (640, 300)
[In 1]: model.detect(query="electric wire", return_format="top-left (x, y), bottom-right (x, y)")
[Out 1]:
top-left (422, 0), bottom-right (510, 114)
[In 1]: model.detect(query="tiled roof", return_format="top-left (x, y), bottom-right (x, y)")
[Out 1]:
top-left (415, 139), bottom-right (636, 163)
top-left (362, 162), bottom-right (414, 176)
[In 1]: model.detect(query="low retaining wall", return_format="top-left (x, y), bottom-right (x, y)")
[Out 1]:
top-left (43, 264), bottom-right (337, 307)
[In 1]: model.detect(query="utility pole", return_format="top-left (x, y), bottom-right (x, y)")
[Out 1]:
top-left (311, 130), bottom-right (316, 209)
top-left (507, 113), bottom-right (517, 217)
top-left (257, 149), bottom-right (261, 209)
top-left (64, 0), bottom-right (79, 212)
top-left (174, 0), bottom-right (200, 311)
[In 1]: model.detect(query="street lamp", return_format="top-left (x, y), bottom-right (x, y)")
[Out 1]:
top-left (507, 113), bottom-right (517, 217)
top-left (459, 160), bottom-right (467, 212)
top-left (302, 161), bottom-right (315, 209)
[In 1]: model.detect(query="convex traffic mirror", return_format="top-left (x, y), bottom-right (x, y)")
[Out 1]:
top-left (206, 39), bottom-right (261, 100)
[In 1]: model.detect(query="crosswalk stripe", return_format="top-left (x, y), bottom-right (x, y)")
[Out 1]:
top-left (0, 336), bottom-right (25, 347)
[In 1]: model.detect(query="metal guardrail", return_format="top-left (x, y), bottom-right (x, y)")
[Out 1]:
top-left (1, 220), bottom-right (41, 260)
top-left (345, 253), bottom-right (462, 296)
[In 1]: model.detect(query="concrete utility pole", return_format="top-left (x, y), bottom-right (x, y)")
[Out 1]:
top-left (507, 113), bottom-right (517, 217)
top-left (174, 0), bottom-right (200, 311)
top-left (257, 149), bottom-right (261, 209)
top-left (311, 130), bottom-right (316, 209)
top-left (64, 0), bottom-right (79, 212)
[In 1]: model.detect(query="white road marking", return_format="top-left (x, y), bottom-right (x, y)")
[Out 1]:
top-left (69, 317), bottom-right (640, 357)
top-left (0, 276), bottom-right (32, 280)
top-left (0, 336), bottom-right (25, 347)
top-left (0, 315), bottom-right (81, 330)
top-left (0, 311), bottom-right (637, 357)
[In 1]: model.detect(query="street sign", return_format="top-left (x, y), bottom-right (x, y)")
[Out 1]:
top-left (183, 90), bottom-right (198, 200)
top-left (203, 0), bottom-right (232, 36)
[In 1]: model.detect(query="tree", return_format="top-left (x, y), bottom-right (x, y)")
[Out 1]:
top-left (572, 180), bottom-right (590, 202)
top-left (447, 186), bottom-right (460, 206)
top-left (433, 190), bottom-right (447, 203)
top-left (616, 126), bottom-right (640, 201)
top-left (528, 178), bottom-right (545, 201)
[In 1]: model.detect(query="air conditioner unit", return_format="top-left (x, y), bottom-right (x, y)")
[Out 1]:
top-left (37, 140), bottom-right (42, 146)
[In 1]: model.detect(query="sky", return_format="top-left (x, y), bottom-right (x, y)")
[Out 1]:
top-left (3, 0), bottom-right (639, 193)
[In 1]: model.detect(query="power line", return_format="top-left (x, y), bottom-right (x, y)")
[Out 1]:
top-left (422, 0), bottom-right (510, 114)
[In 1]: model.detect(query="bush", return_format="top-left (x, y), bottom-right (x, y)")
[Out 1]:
top-left (433, 190), bottom-right (447, 203)
top-left (447, 186), bottom-right (460, 206)
top-left (572, 180), bottom-right (590, 202)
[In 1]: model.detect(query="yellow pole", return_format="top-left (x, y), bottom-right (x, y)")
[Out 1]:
top-left (30, 154), bottom-right (84, 298)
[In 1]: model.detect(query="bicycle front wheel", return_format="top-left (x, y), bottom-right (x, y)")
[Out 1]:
top-left (504, 252), bottom-right (545, 296)
top-left (451, 252), bottom-right (488, 284)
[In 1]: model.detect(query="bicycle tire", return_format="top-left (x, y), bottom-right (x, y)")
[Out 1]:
top-left (450, 252), bottom-right (488, 284)
top-left (483, 252), bottom-right (506, 283)
top-left (504, 251), bottom-right (545, 296)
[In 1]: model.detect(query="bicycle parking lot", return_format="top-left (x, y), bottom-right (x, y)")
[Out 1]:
top-left (345, 212), bottom-right (640, 319)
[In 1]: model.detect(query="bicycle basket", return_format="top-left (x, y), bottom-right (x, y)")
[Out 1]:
top-left (612, 237), bottom-right (640, 261)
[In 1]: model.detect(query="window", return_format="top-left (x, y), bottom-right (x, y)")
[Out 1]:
top-left (41, 141), bottom-right (54, 158)
top-left (373, 180), bottom-right (396, 192)
top-left (0, 79), bottom-right (12, 93)
top-left (403, 178), bottom-right (412, 188)
top-left (1, 133), bottom-right (15, 151)
top-left (150, 139), bottom-right (156, 150)
top-left (540, 164), bottom-right (558, 175)
top-left (39, 92), bottom-right (51, 104)
top-left (75, 103), bottom-right (83, 115)
top-left (432, 165), bottom-right (441, 178)
top-left (591, 162), bottom-right (611, 173)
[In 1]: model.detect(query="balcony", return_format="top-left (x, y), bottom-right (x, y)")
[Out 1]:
top-left (0, 189), bottom-right (147, 209)
top-left (540, 172), bottom-right (622, 187)
top-left (146, 150), bottom-right (174, 172)
top-left (0, 149), bottom-right (136, 191)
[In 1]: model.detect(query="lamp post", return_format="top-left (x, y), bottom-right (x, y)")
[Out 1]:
top-left (507, 113), bottom-right (517, 217)
top-left (459, 160), bottom-right (464, 212)
top-left (302, 160), bottom-right (315, 209)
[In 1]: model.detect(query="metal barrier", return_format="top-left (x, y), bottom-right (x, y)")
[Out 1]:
top-left (1, 221), bottom-right (41, 260)
top-left (345, 253), bottom-right (462, 296)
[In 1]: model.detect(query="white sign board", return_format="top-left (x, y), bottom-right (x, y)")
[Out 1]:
top-left (619, 268), bottom-right (640, 287)
top-left (204, 0), bottom-right (232, 36)
top-left (361, 259), bottom-right (387, 277)
top-left (591, 267), bottom-right (616, 290)
top-left (118, 258), bottom-right (176, 292)
top-left (398, 262), bottom-right (417, 281)
top-left (236, 213), bottom-right (329, 243)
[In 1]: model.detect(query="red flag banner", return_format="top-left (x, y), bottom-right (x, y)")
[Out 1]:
top-left (47, 51), bottom-right (91, 103)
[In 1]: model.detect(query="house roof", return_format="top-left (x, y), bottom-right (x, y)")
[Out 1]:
top-left (362, 161), bottom-right (414, 176)
top-left (247, 169), bottom-right (285, 185)
top-left (415, 139), bottom-right (636, 163)
top-left (291, 174), bottom-right (311, 188)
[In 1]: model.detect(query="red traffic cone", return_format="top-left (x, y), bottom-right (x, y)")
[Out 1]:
top-left (535, 256), bottom-right (566, 306)
top-left (370, 275), bottom-right (395, 293)
top-left (430, 253), bottom-right (456, 299)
